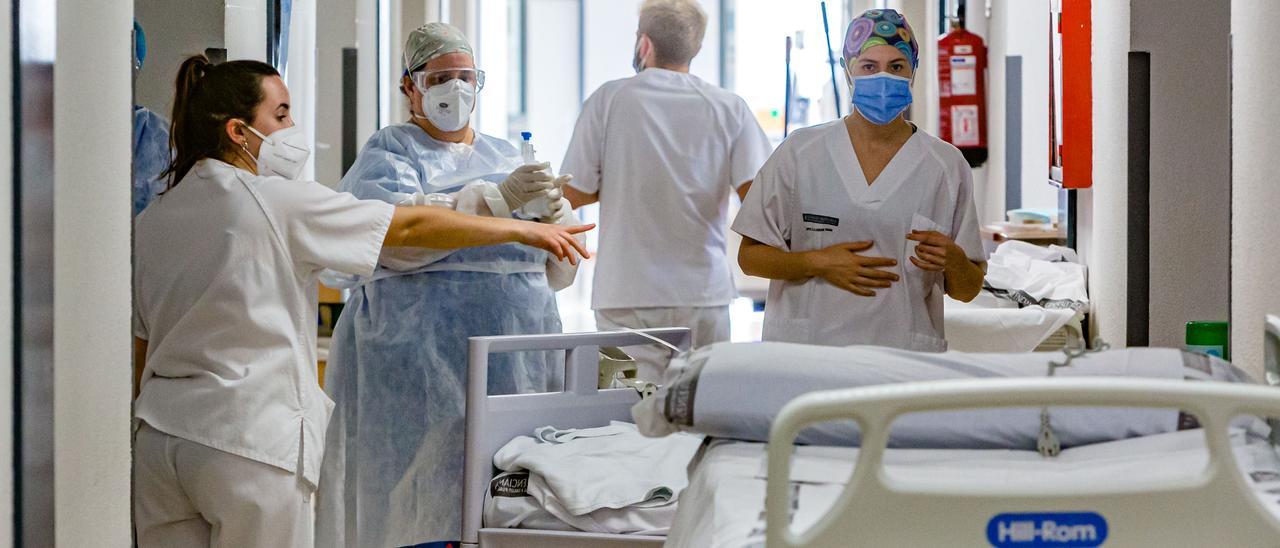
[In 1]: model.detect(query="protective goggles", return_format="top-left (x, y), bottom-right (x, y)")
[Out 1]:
top-left (411, 68), bottom-right (486, 91)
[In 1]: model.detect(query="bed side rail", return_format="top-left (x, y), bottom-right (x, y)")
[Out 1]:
top-left (765, 377), bottom-right (1280, 547)
top-left (462, 329), bottom-right (691, 546)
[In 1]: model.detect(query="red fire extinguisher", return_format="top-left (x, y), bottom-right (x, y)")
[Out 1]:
top-left (938, 25), bottom-right (988, 167)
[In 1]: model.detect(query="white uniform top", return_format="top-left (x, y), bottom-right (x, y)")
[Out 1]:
top-left (731, 120), bottom-right (985, 351)
top-left (133, 159), bottom-right (394, 487)
top-left (562, 68), bottom-right (773, 310)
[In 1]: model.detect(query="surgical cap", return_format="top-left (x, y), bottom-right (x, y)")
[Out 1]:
top-left (402, 22), bottom-right (474, 75)
top-left (843, 9), bottom-right (919, 68)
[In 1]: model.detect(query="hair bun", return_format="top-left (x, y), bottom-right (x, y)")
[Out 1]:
top-left (189, 55), bottom-right (211, 82)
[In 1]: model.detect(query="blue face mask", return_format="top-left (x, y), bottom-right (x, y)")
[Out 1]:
top-left (849, 72), bottom-right (912, 125)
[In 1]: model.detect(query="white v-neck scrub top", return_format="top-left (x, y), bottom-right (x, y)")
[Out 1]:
top-left (731, 120), bottom-right (986, 351)
top-left (562, 68), bottom-right (773, 310)
top-left (133, 159), bottom-right (394, 486)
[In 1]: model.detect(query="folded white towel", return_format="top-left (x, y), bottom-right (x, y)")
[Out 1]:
top-left (485, 469), bottom-right (678, 534)
top-left (494, 421), bottom-right (704, 516)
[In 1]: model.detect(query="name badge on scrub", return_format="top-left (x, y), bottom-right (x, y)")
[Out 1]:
top-left (803, 213), bottom-right (840, 232)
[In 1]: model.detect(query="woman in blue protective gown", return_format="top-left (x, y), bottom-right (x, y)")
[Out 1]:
top-left (131, 20), bottom-right (171, 216)
top-left (315, 23), bottom-right (582, 548)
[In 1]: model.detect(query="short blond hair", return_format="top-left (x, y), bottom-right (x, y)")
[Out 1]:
top-left (638, 0), bottom-right (707, 66)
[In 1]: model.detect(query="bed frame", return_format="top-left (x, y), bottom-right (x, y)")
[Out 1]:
top-left (461, 329), bottom-right (691, 548)
top-left (765, 377), bottom-right (1280, 547)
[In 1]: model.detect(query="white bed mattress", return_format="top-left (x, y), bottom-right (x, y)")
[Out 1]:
top-left (666, 429), bottom-right (1280, 548)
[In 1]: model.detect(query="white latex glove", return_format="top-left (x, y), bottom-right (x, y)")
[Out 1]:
top-left (542, 188), bottom-right (584, 291)
top-left (499, 162), bottom-right (556, 211)
top-left (538, 174), bottom-right (573, 223)
top-left (540, 196), bottom-right (573, 224)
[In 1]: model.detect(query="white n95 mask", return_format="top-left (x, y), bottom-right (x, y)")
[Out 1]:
top-left (422, 79), bottom-right (476, 132)
top-left (241, 123), bottom-right (311, 180)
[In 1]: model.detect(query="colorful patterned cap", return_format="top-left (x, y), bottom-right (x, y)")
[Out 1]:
top-left (842, 9), bottom-right (918, 68)
top-left (403, 22), bottom-right (474, 75)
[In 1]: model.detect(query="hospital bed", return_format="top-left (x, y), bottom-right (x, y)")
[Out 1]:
top-left (463, 331), bottom-right (1280, 547)
top-left (460, 328), bottom-right (691, 548)
top-left (667, 377), bottom-right (1280, 547)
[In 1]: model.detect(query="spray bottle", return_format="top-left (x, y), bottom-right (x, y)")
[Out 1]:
top-left (519, 131), bottom-right (557, 218)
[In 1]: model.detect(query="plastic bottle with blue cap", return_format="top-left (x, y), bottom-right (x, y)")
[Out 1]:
top-left (518, 131), bottom-right (560, 218)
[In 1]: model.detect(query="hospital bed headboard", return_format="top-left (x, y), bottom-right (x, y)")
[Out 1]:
top-left (765, 378), bottom-right (1280, 547)
top-left (461, 329), bottom-right (691, 547)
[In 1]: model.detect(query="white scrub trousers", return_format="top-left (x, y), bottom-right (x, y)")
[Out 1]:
top-left (595, 306), bottom-right (730, 381)
top-left (133, 423), bottom-right (314, 548)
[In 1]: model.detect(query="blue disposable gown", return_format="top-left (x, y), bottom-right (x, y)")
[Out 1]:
top-left (133, 106), bottom-right (170, 215)
top-left (316, 123), bottom-right (573, 548)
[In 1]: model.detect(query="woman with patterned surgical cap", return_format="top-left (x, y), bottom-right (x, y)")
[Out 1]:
top-left (734, 9), bottom-right (986, 351)
top-left (315, 22), bottom-right (585, 548)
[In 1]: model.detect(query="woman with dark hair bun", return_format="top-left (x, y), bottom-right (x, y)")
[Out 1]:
top-left (130, 54), bottom-right (591, 548)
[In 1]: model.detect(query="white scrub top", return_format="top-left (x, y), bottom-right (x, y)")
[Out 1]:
top-left (562, 68), bottom-right (773, 310)
top-left (133, 158), bottom-right (394, 487)
top-left (732, 120), bottom-right (985, 351)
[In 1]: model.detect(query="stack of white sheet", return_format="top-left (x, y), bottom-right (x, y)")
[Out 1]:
top-left (484, 421), bottom-right (704, 534)
top-left (943, 241), bottom-right (1088, 352)
top-left (982, 240), bottom-right (1088, 311)
top-left (944, 292), bottom-right (1077, 352)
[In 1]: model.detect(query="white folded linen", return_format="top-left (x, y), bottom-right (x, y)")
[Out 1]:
top-left (944, 301), bottom-right (1076, 352)
top-left (493, 421), bottom-right (704, 518)
top-left (984, 240), bottom-right (1089, 311)
top-left (484, 470), bottom-right (678, 534)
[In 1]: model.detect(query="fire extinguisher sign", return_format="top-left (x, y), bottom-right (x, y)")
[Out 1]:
top-left (951, 105), bottom-right (981, 147)
top-left (949, 55), bottom-right (979, 96)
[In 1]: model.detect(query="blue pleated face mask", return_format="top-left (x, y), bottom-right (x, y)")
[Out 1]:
top-left (849, 72), bottom-right (913, 125)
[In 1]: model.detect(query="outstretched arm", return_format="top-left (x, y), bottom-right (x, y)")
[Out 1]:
top-left (384, 206), bottom-right (594, 264)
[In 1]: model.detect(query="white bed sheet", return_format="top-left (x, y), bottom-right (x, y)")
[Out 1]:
top-left (666, 430), bottom-right (1280, 548)
top-left (944, 303), bottom-right (1077, 352)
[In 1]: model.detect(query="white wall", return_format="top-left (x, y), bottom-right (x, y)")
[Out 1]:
top-left (357, 0), bottom-right (379, 148)
top-left (388, 0), bottom-right (428, 127)
top-left (1082, 0), bottom-right (1128, 346)
top-left (1004, 0), bottom-right (1054, 214)
top-left (961, 0), bottom-right (989, 220)
top-left (225, 0), bottom-right (268, 61)
top-left (1131, 0), bottom-right (1231, 348)
top-left (523, 0), bottom-right (582, 171)
top-left (134, 0), bottom-right (226, 117)
top-left (978, 0), bottom-right (1007, 223)
top-left (476, 0), bottom-right (510, 139)
top-left (1230, 0), bottom-right (1280, 380)
top-left (55, 0), bottom-right (134, 544)
top-left (0, 0), bottom-right (12, 543)
top-left (287, 0), bottom-right (320, 182)
top-left (314, 0), bottom-right (358, 186)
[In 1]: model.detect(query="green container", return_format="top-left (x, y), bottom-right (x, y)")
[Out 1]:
top-left (1186, 321), bottom-right (1229, 360)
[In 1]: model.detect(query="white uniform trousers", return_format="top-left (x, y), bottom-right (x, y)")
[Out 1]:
top-left (133, 422), bottom-right (314, 548)
top-left (594, 305), bottom-right (731, 381)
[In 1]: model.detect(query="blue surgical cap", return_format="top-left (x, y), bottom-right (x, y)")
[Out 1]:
top-left (133, 21), bottom-right (147, 68)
